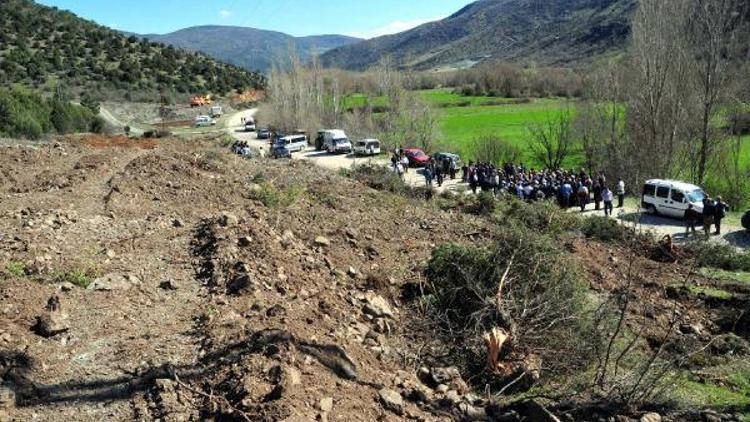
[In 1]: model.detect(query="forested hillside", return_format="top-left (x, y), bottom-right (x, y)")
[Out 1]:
top-left (0, 0), bottom-right (265, 98)
top-left (321, 0), bottom-right (636, 70)
top-left (144, 26), bottom-right (361, 72)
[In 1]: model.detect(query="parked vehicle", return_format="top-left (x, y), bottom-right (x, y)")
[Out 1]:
top-left (244, 117), bottom-right (256, 132)
top-left (433, 152), bottom-right (460, 163)
top-left (257, 128), bottom-right (271, 139)
top-left (641, 179), bottom-right (706, 218)
top-left (209, 106), bottom-right (223, 118)
top-left (321, 129), bottom-right (352, 154)
top-left (403, 148), bottom-right (431, 167)
top-left (271, 145), bottom-right (292, 159)
top-left (194, 115), bottom-right (216, 127)
top-left (275, 135), bottom-right (307, 153)
top-left (742, 210), bottom-right (750, 231)
top-left (353, 139), bottom-right (381, 156)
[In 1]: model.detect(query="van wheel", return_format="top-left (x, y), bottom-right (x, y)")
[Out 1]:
top-left (646, 204), bottom-right (658, 215)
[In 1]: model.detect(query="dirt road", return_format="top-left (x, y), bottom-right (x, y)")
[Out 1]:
top-left (227, 109), bottom-right (467, 193)
top-left (227, 109), bottom-right (748, 248)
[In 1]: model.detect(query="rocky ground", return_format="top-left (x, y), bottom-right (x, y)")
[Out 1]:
top-left (0, 135), bottom-right (748, 421)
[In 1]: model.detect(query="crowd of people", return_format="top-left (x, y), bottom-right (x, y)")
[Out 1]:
top-left (447, 161), bottom-right (627, 215)
top-left (684, 197), bottom-right (730, 239)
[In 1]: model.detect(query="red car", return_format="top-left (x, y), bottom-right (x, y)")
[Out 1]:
top-left (403, 148), bottom-right (431, 167)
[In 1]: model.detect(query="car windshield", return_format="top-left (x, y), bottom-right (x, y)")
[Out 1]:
top-left (334, 138), bottom-right (348, 145)
top-left (357, 141), bottom-right (367, 146)
top-left (412, 151), bottom-right (426, 157)
top-left (687, 189), bottom-right (706, 203)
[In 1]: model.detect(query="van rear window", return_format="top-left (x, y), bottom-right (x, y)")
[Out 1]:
top-left (656, 187), bottom-right (670, 198)
top-left (643, 184), bottom-right (656, 196)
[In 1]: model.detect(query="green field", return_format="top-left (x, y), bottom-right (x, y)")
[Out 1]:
top-left (344, 88), bottom-right (750, 170)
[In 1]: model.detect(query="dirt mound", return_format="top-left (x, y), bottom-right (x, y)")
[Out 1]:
top-left (79, 134), bottom-right (158, 150)
top-left (1, 138), bottom-right (747, 421)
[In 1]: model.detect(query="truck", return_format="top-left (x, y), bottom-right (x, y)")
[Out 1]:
top-left (320, 129), bottom-right (352, 154)
top-left (209, 106), bottom-right (223, 118)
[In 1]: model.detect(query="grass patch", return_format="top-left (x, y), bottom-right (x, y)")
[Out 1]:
top-left (248, 182), bottom-right (305, 208)
top-left (672, 376), bottom-right (750, 409)
top-left (700, 268), bottom-right (750, 284)
top-left (5, 261), bottom-right (27, 277)
top-left (686, 284), bottom-right (733, 300)
top-left (52, 268), bottom-right (97, 288)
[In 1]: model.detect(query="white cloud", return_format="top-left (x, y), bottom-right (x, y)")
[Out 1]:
top-left (218, 9), bottom-right (231, 19)
top-left (347, 16), bottom-right (446, 39)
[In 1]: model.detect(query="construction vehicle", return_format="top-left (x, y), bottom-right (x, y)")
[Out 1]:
top-left (190, 95), bottom-right (212, 108)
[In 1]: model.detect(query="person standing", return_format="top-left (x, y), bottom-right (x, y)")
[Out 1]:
top-left (593, 181), bottom-right (603, 211)
top-left (616, 180), bottom-right (625, 208)
top-left (435, 163), bottom-right (444, 187)
top-left (577, 183), bottom-right (589, 212)
top-left (449, 159), bottom-right (458, 180)
top-left (702, 197), bottom-right (716, 239)
top-left (401, 155), bottom-right (410, 174)
top-left (602, 186), bottom-right (614, 216)
top-left (424, 166), bottom-right (433, 187)
top-left (684, 204), bottom-right (701, 238)
top-left (714, 196), bottom-right (728, 235)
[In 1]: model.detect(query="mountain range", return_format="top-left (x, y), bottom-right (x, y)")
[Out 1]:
top-left (321, 0), bottom-right (637, 70)
top-left (142, 26), bottom-right (361, 72)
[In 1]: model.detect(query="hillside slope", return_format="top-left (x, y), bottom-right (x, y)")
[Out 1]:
top-left (145, 26), bottom-right (361, 72)
top-left (0, 0), bottom-right (264, 96)
top-left (321, 0), bottom-right (636, 70)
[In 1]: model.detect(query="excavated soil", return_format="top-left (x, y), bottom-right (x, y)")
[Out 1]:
top-left (0, 137), bottom-right (747, 421)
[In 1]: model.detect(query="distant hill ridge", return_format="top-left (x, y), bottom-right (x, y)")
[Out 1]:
top-left (0, 0), bottom-right (264, 96)
top-left (321, 0), bottom-right (637, 70)
top-left (143, 26), bottom-right (362, 72)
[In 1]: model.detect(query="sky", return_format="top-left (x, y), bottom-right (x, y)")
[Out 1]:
top-left (36, 0), bottom-right (475, 39)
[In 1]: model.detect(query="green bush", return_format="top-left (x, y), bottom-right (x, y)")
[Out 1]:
top-left (424, 226), bottom-right (591, 387)
top-left (53, 268), bottom-right (96, 288)
top-left (5, 261), bottom-right (27, 277)
top-left (495, 198), bottom-right (580, 235)
top-left (248, 182), bottom-right (305, 208)
top-left (684, 242), bottom-right (750, 272)
top-left (580, 216), bottom-right (648, 243)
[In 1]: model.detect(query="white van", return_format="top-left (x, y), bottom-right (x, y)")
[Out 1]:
top-left (354, 139), bottom-right (381, 156)
top-left (210, 106), bottom-right (223, 118)
top-left (641, 179), bottom-right (706, 218)
top-left (323, 129), bottom-right (352, 154)
top-left (275, 135), bottom-right (308, 153)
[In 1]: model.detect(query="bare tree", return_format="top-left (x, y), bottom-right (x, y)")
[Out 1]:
top-left (527, 105), bottom-right (575, 169)
top-left (626, 0), bottom-right (692, 184)
top-left (683, 0), bottom-right (749, 184)
top-left (472, 135), bottom-right (522, 165)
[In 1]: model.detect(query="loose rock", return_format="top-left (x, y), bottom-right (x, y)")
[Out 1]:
top-left (640, 413), bottom-right (661, 422)
top-left (314, 236), bottom-right (330, 247)
top-left (378, 388), bottom-right (404, 416)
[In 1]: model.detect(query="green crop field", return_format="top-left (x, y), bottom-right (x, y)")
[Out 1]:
top-left (343, 88), bottom-right (750, 170)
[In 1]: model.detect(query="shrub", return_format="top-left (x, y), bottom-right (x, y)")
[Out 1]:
top-left (684, 242), bottom-right (750, 272)
top-left (424, 226), bottom-right (591, 389)
top-left (248, 182), bottom-right (304, 208)
top-left (5, 261), bottom-right (27, 277)
top-left (495, 198), bottom-right (580, 235)
top-left (580, 216), bottom-right (645, 243)
top-left (53, 268), bottom-right (96, 288)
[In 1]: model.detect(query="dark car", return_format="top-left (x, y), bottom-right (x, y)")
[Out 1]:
top-left (403, 148), bottom-right (431, 167)
top-left (271, 144), bottom-right (291, 159)
top-left (742, 210), bottom-right (750, 231)
top-left (257, 128), bottom-right (271, 140)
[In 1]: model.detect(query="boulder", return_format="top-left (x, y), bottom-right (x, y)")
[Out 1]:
top-left (218, 212), bottom-right (239, 227)
top-left (640, 413), bottom-right (661, 422)
top-left (0, 384), bottom-right (15, 410)
top-left (378, 388), bottom-right (404, 416)
top-left (314, 236), bottom-right (330, 247)
top-left (87, 273), bottom-right (132, 291)
top-left (35, 296), bottom-right (69, 337)
top-left (159, 279), bottom-right (180, 290)
top-left (362, 293), bottom-right (394, 318)
top-left (318, 397), bottom-right (334, 413)
top-left (237, 236), bottom-right (252, 247)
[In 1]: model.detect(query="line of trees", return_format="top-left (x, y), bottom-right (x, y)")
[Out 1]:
top-left (259, 56), bottom-right (439, 152)
top-left (524, 0), bottom-right (750, 206)
top-left (0, 87), bottom-right (105, 139)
